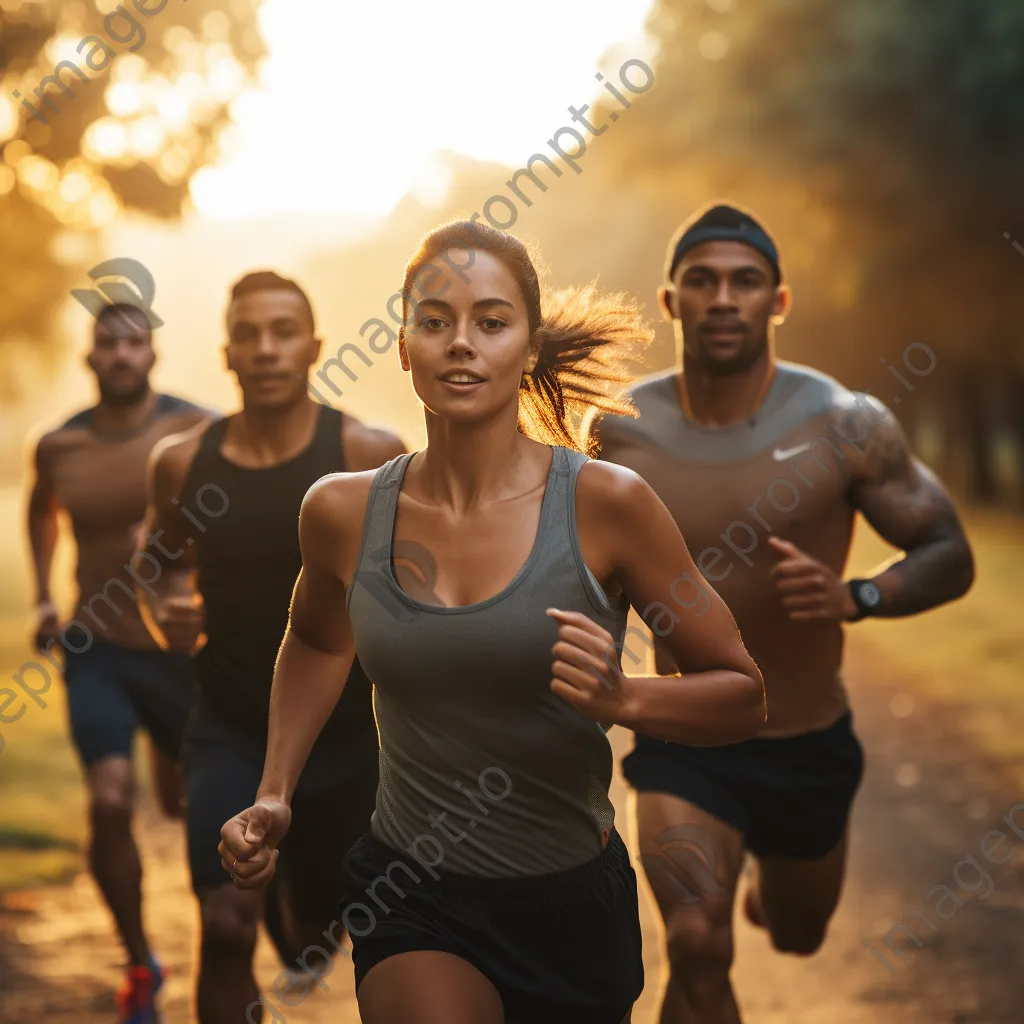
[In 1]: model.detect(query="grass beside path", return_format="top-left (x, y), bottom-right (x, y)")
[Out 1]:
top-left (846, 508), bottom-right (1024, 784)
top-left (0, 485), bottom-right (105, 891)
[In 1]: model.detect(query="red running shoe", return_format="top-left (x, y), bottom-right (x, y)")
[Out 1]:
top-left (116, 958), bottom-right (164, 1024)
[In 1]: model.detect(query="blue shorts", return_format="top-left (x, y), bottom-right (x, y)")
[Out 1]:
top-left (622, 712), bottom-right (865, 861)
top-left (62, 636), bottom-right (196, 768)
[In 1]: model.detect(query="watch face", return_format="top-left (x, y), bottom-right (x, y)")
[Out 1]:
top-left (859, 582), bottom-right (882, 607)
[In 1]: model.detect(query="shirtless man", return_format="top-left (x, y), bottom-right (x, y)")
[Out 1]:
top-left (26, 303), bottom-right (211, 1023)
top-left (592, 203), bottom-right (975, 1023)
top-left (137, 271), bottom-right (404, 1023)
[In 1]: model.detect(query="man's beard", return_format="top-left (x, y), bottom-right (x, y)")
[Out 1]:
top-left (698, 335), bottom-right (768, 377)
top-left (98, 377), bottom-right (149, 407)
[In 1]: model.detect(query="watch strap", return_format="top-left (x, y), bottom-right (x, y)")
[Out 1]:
top-left (848, 578), bottom-right (881, 621)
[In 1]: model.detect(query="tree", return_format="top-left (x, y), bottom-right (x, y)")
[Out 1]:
top-left (600, 0), bottom-right (1024, 498)
top-left (612, 0), bottom-right (1024, 355)
top-left (0, 0), bottom-right (266, 388)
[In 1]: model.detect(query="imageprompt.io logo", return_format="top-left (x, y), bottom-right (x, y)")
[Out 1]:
top-left (71, 258), bottom-right (164, 331)
top-left (641, 824), bottom-right (726, 905)
top-left (353, 539), bottom-right (442, 623)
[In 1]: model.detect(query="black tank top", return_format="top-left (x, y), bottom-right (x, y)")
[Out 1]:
top-left (182, 405), bottom-right (377, 780)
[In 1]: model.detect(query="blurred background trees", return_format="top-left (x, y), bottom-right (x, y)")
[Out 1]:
top-left (0, 0), bottom-right (266, 397)
top-left (307, 0), bottom-right (1024, 506)
top-left (2, 0), bottom-right (1023, 507)
top-left (615, 0), bottom-right (1024, 504)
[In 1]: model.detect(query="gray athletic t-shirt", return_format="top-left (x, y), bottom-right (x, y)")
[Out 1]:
top-left (599, 361), bottom-right (869, 738)
top-left (347, 446), bottom-right (628, 877)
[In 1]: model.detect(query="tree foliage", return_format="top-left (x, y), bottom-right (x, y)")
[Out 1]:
top-left (606, 0), bottom-right (1024, 372)
top-left (0, 0), bottom-right (266, 376)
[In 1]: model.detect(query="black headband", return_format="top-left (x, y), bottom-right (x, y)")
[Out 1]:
top-left (669, 223), bottom-right (781, 281)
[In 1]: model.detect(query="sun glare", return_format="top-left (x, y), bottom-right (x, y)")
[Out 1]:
top-left (191, 0), bottom-right (654, 220)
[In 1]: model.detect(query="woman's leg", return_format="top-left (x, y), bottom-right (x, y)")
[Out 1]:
top-left (357, 950), bottom-right (504, 1024)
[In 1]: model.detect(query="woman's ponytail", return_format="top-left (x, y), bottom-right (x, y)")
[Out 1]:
top-left (519, 282), bottom-right (652, 453)
top-left (402, 221), bottom-right (653, 452)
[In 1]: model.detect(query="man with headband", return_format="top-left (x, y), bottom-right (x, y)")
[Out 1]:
top-left (591, 203), bottom-right (974, 1023)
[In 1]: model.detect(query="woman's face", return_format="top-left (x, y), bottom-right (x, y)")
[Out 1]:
top-left (400, 248), bottom-right (538, 425)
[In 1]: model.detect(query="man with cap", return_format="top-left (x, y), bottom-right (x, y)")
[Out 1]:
top-left (590, 202), bottom-right (974, 1022)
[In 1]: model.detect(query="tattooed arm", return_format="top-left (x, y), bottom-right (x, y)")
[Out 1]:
top-left (842, 396), bottom-right (974, 617)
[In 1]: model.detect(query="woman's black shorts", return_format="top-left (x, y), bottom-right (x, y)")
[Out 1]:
top-left (341, 828), bottom-right (644, 1024)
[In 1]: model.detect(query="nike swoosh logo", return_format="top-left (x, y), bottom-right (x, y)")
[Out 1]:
top-left (772, 443), bottom-right (813, 461)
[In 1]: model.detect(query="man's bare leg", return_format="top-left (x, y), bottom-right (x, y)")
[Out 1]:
top-left (86, 755), bottom-right (151, 965)
top-left (149, 742), bottom-right (185, 819)
top-left (632, 790), bottom-right (747, 1024)
top-left (196, 883), bottom-right (263, 1023)
top-left (743, 829), bottom-right (849, 955)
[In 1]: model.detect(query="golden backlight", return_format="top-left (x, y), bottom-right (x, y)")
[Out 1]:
top-left (191, 0), bottom-right (655, 219)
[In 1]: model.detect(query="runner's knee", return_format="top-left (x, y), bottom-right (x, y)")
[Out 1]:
top-left (664, 909), bottom-right (734, 1009)
top-left (664, 907), bottom-right (734, 979)
top-left (89, 787), bottom-right (133, 828)
top-left (87, 757), bottom-right (134, 825)
top-left (200, 893), bottom-right (261, 959)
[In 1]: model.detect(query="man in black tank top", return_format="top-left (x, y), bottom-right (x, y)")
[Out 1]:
top-left (593, 205), bottom-right (974, 1024)
top-left (136, 272), bottom-right (404, 1023)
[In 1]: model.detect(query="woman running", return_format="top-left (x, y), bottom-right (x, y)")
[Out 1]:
top-left (219, 220), bottom-right (766, 1024)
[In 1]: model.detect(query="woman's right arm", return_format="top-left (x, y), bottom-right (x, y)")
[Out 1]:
top-left (220, 475), bottom-right (366, 888)
top-left (259, 478), bottom-right (361, 805)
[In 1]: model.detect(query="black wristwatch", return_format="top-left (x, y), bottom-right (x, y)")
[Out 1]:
top-left (847, 578), bottom-right (883, 621)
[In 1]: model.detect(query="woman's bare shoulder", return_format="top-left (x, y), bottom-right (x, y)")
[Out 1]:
top-left (576, 457), bottom-right (659, 527)
top-left (300, 470), bottom-right (380, 551)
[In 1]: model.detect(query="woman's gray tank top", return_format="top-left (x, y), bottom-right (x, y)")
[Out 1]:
top-left (346, 446), bottom-right (629, 877)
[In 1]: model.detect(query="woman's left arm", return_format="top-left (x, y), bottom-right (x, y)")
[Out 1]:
top-left (550, 462), bottom-right (766, 746)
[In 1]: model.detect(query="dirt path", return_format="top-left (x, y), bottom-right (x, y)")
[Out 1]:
top-left (3, 637), bottom-right (1024, 1023)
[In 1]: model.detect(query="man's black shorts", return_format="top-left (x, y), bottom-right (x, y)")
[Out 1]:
top-left (183, 706), bottom-right (379, 960)
top-left (341, 829), bottom-right (644, 1024)
top-left (622, 712), bottom-right (865, 861)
